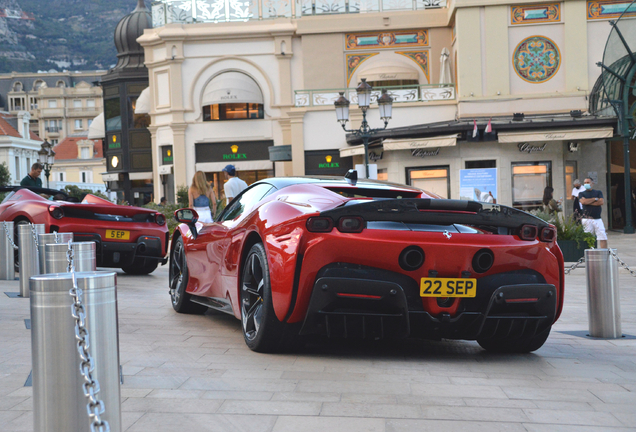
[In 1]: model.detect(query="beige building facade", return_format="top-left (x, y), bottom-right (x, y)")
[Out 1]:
top-left (140, 0), bottom-right (631, 227)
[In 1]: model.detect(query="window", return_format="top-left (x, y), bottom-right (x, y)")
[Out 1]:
top-left (465, 160), bottom-right (496, 169)
top-left (366, 79), bottom-right (419, 88)
top-left (12, 82), bottom-right (23, 92)
top-left (87, 99), bottom-right (95, 107)
top-left (88, 119), bottom-right (93, 127)
top-left (203, 103), bottom-right (264, 121)
top-left (15, 156), bottom-right (20, 180)
top-left (565, 161), bottom-right (577, 201)
top-left (51, 139), bottom-right (58, 145)
top-left (58, 172), bottom-right (65, 182)
top-left (511, 161), bottom-right (552, 211)
top-left (29, 97), bottom-right (38, 110)
top-left (73, 100), bottom-right (82, 108)
top-left (104, 98), bottom-right (121, 131)
top-left (80, 171), bottom-right (93, 183)
top-left (81, 147), bottom-right (90, 159)
top-left (75, 119), bottom-right (82, 130)
top-left (48, 100), bottom-right (57, 108)
top-left (220, 184), bottom-right (275, 222)
top-left (407, 166), bottom-right (450, 198)
top-left (377, 168), bottom-right (388, 181)
top-left (26, 158), bottom-right (30, 172)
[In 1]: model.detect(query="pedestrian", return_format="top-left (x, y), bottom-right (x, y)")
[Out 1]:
top-left (222, 164), bottom-right (248, 204)
top-left (159, 197), bottom-right (167, 206)
top-left (20, 162), bottom-right (43, 187)
top-left (571, 179), bottom-right (585, 218)
top-left (579, 177), bottom-right (608, 248)
top-left (189, 171), bottom-right (217, 223)
top-left (542, 186), bottom-right (561, 214)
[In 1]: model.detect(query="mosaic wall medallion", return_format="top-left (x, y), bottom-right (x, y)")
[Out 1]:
top-left (512, 36), bottom-right (561, 83)
top-left (345, 30), bottom-right (428, 50)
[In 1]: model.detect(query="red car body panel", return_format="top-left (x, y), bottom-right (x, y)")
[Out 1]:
top-left (1, 187), bottom-right (168, 269)
top-left (172, 177), bottom-right (564, 343)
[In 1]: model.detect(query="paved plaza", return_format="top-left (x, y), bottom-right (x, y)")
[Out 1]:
top-left (1, 233), bottom-right (635, 432)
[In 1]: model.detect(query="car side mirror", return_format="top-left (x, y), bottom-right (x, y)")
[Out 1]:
top-left (175, 208), bottom-right (199, 239)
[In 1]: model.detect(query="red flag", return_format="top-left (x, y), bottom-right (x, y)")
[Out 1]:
top-left (472, 120), bottom-right (478, 138)
top-left (485, 118), bottom-right (492, 134)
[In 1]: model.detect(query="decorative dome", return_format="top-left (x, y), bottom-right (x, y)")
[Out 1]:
top-left (113, 0), bottom-right (152, 70)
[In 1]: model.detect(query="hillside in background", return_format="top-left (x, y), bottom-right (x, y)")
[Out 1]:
top-left (0, 0), bottom-right (150, 73)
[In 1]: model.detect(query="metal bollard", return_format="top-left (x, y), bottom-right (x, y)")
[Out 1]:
top-left (18, 223), bottom-right (44, 297)
top-left (45, 242), bottom-right (96, 274)
top-left (586, 249), bottom-right (622, 338)
top-left (0, 221), bottom-right (15, 280)
top-left (38, 232), bottom-right (73, 274)
top-left (30, 271), bottom-right (122, 432)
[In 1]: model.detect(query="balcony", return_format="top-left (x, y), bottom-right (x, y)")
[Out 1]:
top-left (39, 108), bottom-right (65, 118)
top-left (151, 0), bottom-right (445, 25)
top-left (66, 107), bottom-right (101, 118)
top-left (294, 83), bottom-right (455, 107)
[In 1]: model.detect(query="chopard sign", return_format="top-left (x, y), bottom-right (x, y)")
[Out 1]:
top-left (379, 74), bottom-right (397, 79)
top-left (518, 142), bottom-right (547, 153)
top-left (411, 148), bottom-right (440, 157)
top-left (544, 133), bottom-right (565, 139)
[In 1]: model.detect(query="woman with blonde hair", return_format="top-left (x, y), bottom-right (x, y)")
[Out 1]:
top-left (188, 171), bottom-right (217, 223)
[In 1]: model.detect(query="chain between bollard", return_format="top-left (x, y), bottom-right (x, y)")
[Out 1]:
top-left (2, 221), bottom-right (18, 250)
top-left (564, 257), bottom-right (586, 275)
top-left (30, 223), bottom-right (39, 255)
top-left (608, 249), bottom-right (636, 277)
top-left (67, 241), bottom-right (110, 432)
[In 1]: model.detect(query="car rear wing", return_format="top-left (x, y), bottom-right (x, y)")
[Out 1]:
top-left (319, 199), bottom-right (551, 233)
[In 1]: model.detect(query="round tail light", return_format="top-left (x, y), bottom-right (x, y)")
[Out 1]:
top-left (48, 205), bottom-right (64, 220)
top-left (156, 213), bottom-right (166, 226)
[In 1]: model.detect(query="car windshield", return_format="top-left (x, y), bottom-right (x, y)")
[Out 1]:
top-left (1, 191), bottom-right (16, 204)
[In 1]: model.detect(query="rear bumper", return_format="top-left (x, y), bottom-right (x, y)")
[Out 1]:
top-left (299, 264), bottom-right (556, 341)
top-left (73, 233), bottom-right (166, 267)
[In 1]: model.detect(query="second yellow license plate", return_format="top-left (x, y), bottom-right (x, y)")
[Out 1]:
top-left (420, 278), bottom-right (477, 297)
top-left (105, 229), bottom-right (130, 240)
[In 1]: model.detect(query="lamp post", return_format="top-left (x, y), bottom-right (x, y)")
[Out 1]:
top-left (37, 140), bottom-right (55, 188)
top-left (334, 78), bottom-right (393, 179)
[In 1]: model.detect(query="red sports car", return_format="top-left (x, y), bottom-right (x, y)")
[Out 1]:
top-left (0, 186), bottom-right (169, 274)
top-left (169, 174), bottom-right (564, 353)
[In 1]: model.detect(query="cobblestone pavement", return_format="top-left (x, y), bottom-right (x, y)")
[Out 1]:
top-left (0, 232), bottom-right (635, 431)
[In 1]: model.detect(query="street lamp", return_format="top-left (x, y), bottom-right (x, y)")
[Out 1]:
top-left (334, 79), bottom-right (393, 179)
top-left (37, 140), bottom-right (55, 188)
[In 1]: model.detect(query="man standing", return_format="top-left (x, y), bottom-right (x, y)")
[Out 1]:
top-left (20, 163), bottom-right (43, 188)
top-left (222, 164), bottom-right (248, 204)
top-left (579, 177), bottom-right (607, 248)
top-left (571, 179), bottom-right (585, 216)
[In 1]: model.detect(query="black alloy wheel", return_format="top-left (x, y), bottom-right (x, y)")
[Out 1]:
top-left (169, 236), bottom-right (206, 314)
top-left (240, 242), bottom-right (293, 353)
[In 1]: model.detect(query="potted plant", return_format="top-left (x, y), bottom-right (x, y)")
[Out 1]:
top-left (530, 210), bottom-right (596, 261)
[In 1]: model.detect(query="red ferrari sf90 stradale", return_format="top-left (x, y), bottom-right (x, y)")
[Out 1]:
top-left (0, 186), bottom-right (169, 274)
top-left (169, 175), bottom-right (564, 353)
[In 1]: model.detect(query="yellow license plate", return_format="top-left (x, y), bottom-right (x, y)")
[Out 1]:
top-left (420, 278), bottom-right (477, 298)
top-left (105, 229), bottom-right (130, 240)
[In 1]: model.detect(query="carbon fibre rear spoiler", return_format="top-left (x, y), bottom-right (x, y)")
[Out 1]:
top-left (320, 199), bottom-right (550, 231)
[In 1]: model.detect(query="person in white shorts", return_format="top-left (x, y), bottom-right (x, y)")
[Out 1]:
top-left (578, 177), bottom-right (607, 248)
top-left (222, 164), bottom-right (248, 204)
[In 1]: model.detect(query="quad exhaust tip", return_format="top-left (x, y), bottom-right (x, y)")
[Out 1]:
top-left (399, 246), bottom-right (425, 271)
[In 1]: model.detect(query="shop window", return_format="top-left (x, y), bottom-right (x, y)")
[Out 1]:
top-left (377, 168), bottom-right (388, 181)
top-left (465, 160), bottom-right (496, 169)
top-left (407, 166), bottom-right (450, 198)
top-left (203, 103), bottom-right (264, 121)
top-left (366, 79), bottom-right (419, 88)
top-left (565, 161), bottom-right (577, 201)
top-left (511, 161), bottom-right (552, 211)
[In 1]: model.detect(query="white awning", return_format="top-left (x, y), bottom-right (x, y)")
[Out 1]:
top-left (87, 112), bottom-right (105, 139)
top-left (195, 160), bottom-right (273, 172)
top-left (129, 172), bottom-right (153, 180)
top-left (498, 127), bottom-right (614, 143)
top-left (202, 72), bottom-right (263, 106)
top-left (134, 87), bottom-right (151, 114)
top-left (340, 144), bottom-right (371, 158)
top-left (383, 134), bottom-right (458, 151)
top-left (358, 65), bottom-right (419, 82)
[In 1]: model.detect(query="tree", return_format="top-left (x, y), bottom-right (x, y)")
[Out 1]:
top-left (0, 162), bottom-right (11, 186)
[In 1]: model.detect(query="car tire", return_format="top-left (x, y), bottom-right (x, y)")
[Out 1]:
top-left (169, 236), bottom-right (206, 314)
top-left (477, 325), bottom-right (552, 353)
top-left (241, 242), bottom-right (296, 353)
top-left (121, 258), bottom-right (158, 275)
top-left (13, 218), bottom-right (30, 273)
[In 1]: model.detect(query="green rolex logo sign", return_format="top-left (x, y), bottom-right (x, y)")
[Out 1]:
top-left (319, 155), bottom-right (339, 168)
top-left (223, 144), bottom-right (247, 160)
